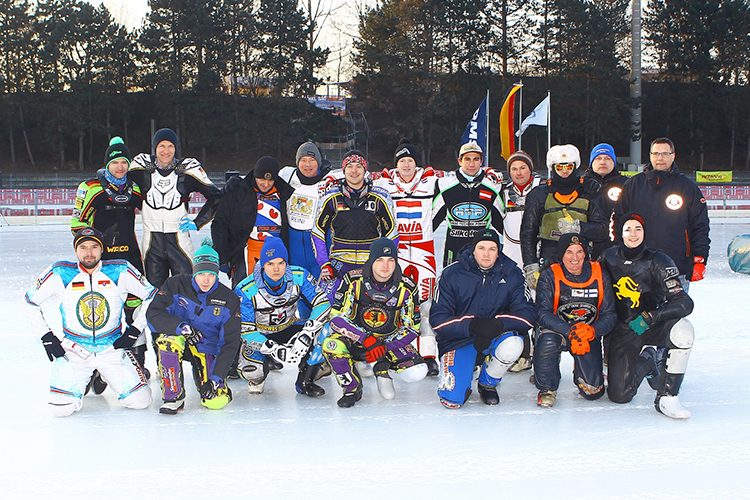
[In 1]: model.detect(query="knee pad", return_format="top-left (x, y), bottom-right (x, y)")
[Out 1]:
top-left (322, 335), bottom-right (349, 357)
top-left (238, 343), bottom-right (265, 382)
top-left (669, 319), bottom-right (694, 349)
top-left (155, 335), bottom-right (186, 354)
top-left (492, 334), bottom-right (524, 363)
top-left (396, 362), bottom-right (428, 383)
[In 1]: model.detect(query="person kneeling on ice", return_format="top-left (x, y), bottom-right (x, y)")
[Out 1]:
top-left (601, 213), bottom-right (696, 419)
top-left (146, 240), bottom-right (241, 414)
top-left (431, 228), bottom-right (535, 408)
top-left (24, 228), bottom-right (156, 417)
top-left (234, 236), bottom-right (331, 397)
top-left (534, 234), bottom-right (616, 408)
top-left (322, 238), bottom-right (427, 408)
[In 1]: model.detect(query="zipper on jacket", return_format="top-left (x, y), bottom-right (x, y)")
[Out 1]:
top-left (88, 272), bottom-right (96, 343)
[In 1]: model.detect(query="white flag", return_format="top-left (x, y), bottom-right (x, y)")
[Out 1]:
top-left (516, 95), bottom-right (550, 137)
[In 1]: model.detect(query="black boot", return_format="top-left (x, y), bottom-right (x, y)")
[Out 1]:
top-left (266, 357), bottom-right (284, 371)
top-left (131, 344), bottom-right (151, 380)
top-left (635, 347), bottom-right (659, 390)
top-left (296, 362), bottom-right (326, 398)
top-left (478, 383), bottom-right (499, 405)
top-left (425, 357), bottom-right (439, 377)
top-left (337, 389), bottom-right (363, 408)
top-left (85, 370), bottom-right (108, 395)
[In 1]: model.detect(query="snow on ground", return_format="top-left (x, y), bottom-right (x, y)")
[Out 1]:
top-left (1, 217), bottom-right (749, 499)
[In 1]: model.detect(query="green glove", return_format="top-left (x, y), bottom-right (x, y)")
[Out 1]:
top-left (628, 312), bottom-right (651, 335)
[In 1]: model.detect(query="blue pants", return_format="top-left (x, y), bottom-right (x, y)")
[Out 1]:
top-left (289, 228), bottom-right (321, 280)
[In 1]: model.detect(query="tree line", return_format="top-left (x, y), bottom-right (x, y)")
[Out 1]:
top-left (0, 0), bottom-right (749, 172)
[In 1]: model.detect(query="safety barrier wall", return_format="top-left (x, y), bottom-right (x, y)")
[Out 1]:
top-left (1, 186), bottom-right (748, 217)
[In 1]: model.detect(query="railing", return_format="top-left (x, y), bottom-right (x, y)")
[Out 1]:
top-left (1, 185), bottom-right (748, 218)
top-left (0, 172), bottom-right (228, 190)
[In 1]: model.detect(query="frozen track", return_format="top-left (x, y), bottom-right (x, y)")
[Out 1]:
top-left (1, 219), bottom-right (749, 498)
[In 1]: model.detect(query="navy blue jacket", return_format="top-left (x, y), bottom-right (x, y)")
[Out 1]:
top-left (614, 163), bottom-right (710, 278)
top-left (430, 245), bottom-right (536, 357)
top-left (147, 274), bottom-right (241, 380)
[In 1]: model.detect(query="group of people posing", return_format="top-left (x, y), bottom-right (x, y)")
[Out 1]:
top-left (24, 128), bottom-right (709, 420)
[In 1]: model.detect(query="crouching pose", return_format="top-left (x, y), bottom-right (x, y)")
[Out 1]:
top-left (534, 234), bottom-right (616, 408)
top-left (431, 229), bottom-right (536, 408)
top-left (146, 240), bottom-right (241, 414)
top-left (322, 238), bottom-right (427, 408)
top-left (601, 213), bottom-right (695, 419)
top-left (25, 228), bottom-right (156, 417)
top-left (235, 237), bottom-right (331, 397)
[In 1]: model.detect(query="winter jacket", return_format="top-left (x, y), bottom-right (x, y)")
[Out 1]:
top-left (147, 274), bottom-right (241, 380)
top-left (430, 245), bottom-right (536, 357)
top-left (584, 168), bottom-right (626, 259)
top-left (613, 164), bottom-right (710, 278)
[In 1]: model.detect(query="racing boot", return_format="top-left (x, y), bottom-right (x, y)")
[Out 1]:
top-left (477, 383), bottom-right (499, 405)
top-left (424, 356), bottom-right (439, 377)
top-left (295, 360), bottom-right (325, 398)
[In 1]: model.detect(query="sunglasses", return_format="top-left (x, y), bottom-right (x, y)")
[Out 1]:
top-left (554, 163), bottom-right (576, 172)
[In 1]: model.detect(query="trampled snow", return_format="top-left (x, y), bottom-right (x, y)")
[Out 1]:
top-left (1, 217), bottom-right (749, 499)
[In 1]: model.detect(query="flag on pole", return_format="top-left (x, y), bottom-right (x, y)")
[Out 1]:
top-left (499, 83), bottom-right (522, 161)
top-left (516, 94), bottom-right (550, 137)
top-left (461, 95), bottom-right (488, 165)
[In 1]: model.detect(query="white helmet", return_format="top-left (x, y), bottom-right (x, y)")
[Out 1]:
top-left (546, 144), bottom-right (581, 169)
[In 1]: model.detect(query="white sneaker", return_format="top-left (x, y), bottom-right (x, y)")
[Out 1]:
top-left (376, 376), bottom-right (395, 400)
top-left (248, 379), bottom-right (266, 394)
top-left (657, 395), bottom-right (691, 419)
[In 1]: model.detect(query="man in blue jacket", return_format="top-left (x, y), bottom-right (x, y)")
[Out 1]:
top-left (430, 228), bottom-right (536, 408)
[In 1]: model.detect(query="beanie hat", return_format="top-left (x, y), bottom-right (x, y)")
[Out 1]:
top-left (367, 238), bottom-right (398, 264)
top-left (557, 233), bottom-right (590, 263)
top-left (73, 227), bottom-right (104, 250)
top-left (589, 143), bottom-right (617, 167)
top-left (546, 144), bottom-right (581, 170)
top-left (620, 212), bottom-right (647, 257)
top-left (104, 136), bottom-right (131, 169)
top-left (341, 150), bottom-right (368, 171)
top-left (620, 211), bottom-right (647, 235)
top-left (458, 140), bottom-right (483, 158)
top-left (506, 150), bottom-right (533, 173)
top-left (296, 141), bottom-right (322, 169)
top-left (152, 128), bottom-right (179, 151)
top-left (193, 238), bottom-right (220, 277)
top-left (394, 138), bottom-right (420, 167)
top-left (259, 236), bottom-right (289, 268)
top-left (472, 227), bottom-right (502, 251)
top-left (253, 156), bottom-right (280, 182)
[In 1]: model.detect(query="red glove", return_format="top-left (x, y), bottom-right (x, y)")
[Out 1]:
top-left (362, 335), bottom-right (387, 363)
top-left (691, 256), bottom-right (706, 281)
top-left (569, 323), bottom-right (595, 355)
top-left (320, 263), bottom-right (337, 282)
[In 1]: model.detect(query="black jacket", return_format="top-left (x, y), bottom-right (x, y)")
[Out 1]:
top-left (584, 168), bottom-right (627, 259)
top-left (520, 177), bottom-right (608, 267)
top-left (613, 164), bottom-right (710, 278)
top-left (600, 245), bottom-right (694, 325)
top-left (211, 171), bottom-right (293, 269)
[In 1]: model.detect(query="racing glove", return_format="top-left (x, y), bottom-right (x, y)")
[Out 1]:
top-left (557, 209), bottom-right (581, 234)
top-left (113, 325), bottom-right (141, 349)
top-left (41, 332), bottom-right (65, 361)
top-left (179, 216), bottom-right (198, 232)
top-left (628, 312), bottom-right (652, 336)
top-left (320, 263), bottom-right (337, 282)
top-left (179, 324), bottom-right (204, 345)
top-left (523, 263), bottom-right (540, 290)
top-left (569, 323), bottom-right (595, 355)
top-left (691, 256), bottom-right (706, 282)
top-left (362, 335), bottom-right (387, 364)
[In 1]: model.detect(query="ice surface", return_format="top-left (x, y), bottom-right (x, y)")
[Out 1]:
top-left (1, 217), bottom-right (749, 499)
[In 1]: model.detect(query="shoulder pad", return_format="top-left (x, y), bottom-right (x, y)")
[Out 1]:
top-left (131, 153), bottom-right (156, 172)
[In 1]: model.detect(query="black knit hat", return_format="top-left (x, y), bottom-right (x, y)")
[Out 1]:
top-left (104, 136), bottom-right (131, 169)
top-left (253, 156), bottom-right (280, 182)
top-left (394, 138), bottom-right (420, 167)
top-left (367, 238), bottom-right (398, 264)
top-left (472, 228), bottom-right (502, 251)
top-left (557, 233), bottom-right (590, 263)
top-left (152, 128), bottom-right (179, 151)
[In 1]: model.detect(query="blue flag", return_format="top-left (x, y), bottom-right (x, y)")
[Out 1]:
top-left (461, 96), bottom-right (488, 164)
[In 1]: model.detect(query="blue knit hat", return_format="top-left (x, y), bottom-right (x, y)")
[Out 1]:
top-left (260, 236), bottom-right (288, 267)
top-left (152, 128), bottom-right (179, 151)
top-left (589, 143), bottom-right (616, 167)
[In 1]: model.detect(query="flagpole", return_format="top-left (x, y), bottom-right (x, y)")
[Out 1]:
top-left (546, 91), bottom-right (551, 151)
top-left (518, 80), bottom-right (523, 151)
top-left (485, 89), bottom-right (490, 167)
